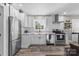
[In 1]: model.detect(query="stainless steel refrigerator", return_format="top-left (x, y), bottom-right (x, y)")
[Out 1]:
top-left (8, 16), bottom-right (21, 56)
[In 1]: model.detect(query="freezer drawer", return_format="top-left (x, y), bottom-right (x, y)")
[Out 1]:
top-left (11, 39), bottom-right (21, 55)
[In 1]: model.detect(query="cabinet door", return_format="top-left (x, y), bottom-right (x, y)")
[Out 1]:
top-left (28, 16), bottom-right (33, 27)
top-left (72, 19), bottom-right (79, 32)
top-left (21, 34), bottom-right (30, 48)
top-left (39, 34), bottom-right (46, 44)
top-left (30, 34), bottom-right (46, 44)
top-left (30, 34), bottom-right (34, 44)
top-left (72, 34), bottom-right (78, 43)
top-left (31, 34), bottom-right (40, 44)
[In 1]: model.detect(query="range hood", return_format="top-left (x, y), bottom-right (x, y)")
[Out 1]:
top-left (55, 14), bottom-right (59, 22)
top-left (53, 14), bottom-right (64, 23)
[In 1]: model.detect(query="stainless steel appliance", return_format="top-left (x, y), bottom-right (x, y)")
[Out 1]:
top-left (55, 34), bottom-right (65, 45)
top-left (8, 16), bottom-right (21, 56)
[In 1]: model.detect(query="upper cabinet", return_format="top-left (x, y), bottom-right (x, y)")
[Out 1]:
top-left (23, 15), bottom-right (33, 27)
top-left (23, 15), bottom-right (47, 29)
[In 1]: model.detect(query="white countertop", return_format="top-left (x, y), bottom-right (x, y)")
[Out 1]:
top-left (22, 32), bottom-right (55, 35)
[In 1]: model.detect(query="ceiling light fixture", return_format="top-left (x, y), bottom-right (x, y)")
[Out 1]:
top-left (19, 4), bottom-right (23, 7)
top-left (63, 12), bottom-right (67, 15)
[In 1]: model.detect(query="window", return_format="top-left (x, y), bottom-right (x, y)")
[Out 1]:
top-left (33, 16), bottom-right (46, 31)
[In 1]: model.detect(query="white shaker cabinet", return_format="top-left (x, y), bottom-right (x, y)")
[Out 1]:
top-left (21, 34), bottom-right (46, 48)
top-left (21, 34), bottom-right (31, 48)
top-left (72, 34), bottom-right (78, 43)
top-left (31, 34), bottom-right (46, 45)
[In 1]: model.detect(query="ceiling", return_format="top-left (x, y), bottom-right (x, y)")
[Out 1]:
top-left (12, 3), bottom-right (79, 15)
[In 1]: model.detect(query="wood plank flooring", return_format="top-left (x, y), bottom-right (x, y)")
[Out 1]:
top-left (16, 45), bottom-right (65, 56)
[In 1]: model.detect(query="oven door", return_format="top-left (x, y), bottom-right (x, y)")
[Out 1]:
top-left (55, 34), bottom-right (65, 45)
top-left (57, 34), bottom-right (65, 40)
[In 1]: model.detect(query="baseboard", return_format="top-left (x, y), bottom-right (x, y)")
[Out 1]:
top-left (29, 44), bottom-right (46, 47)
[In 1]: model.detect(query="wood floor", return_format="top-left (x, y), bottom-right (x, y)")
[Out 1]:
top-left (16, 45), bottom-right (65, 56)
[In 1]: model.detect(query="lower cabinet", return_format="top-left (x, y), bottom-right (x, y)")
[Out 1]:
top-left (21, 34), bottom-right (46, 48)
top-left (21, 34), bottom-right (30, 48)
top-left (31, 34), bottom-right (46, 44)
top-left (72, 34), bottom-right (78, 43)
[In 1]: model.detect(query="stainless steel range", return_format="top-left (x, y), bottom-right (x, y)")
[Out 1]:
top-left (55, 33), bottom-right (65, 45)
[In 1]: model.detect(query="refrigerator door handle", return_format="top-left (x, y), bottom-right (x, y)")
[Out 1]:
top-left (0, 33), bottom-right (1, 37)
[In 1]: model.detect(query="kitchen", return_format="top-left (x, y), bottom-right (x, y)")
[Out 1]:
top-left (0, 3), bottom-right (79, 56)
top-left (22, 14), bottom-right (65, 47)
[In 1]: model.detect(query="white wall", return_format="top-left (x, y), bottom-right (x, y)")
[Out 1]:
top-left (0, 4), bottom-right (9, 56)
top-left (0, 4), bottom-right (4, 56)
top-left (3, 4), bottom-right (9, 56)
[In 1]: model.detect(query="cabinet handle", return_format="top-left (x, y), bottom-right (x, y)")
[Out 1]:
top-left (0, 34), bottom-right (1, 37)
